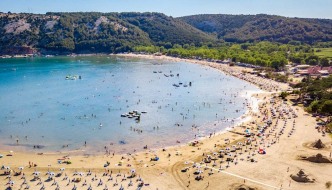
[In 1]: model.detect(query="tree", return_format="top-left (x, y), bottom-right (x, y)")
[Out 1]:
top-left (271, 57), bottom-right (286, 71)
top-left (320, 100), bottom-right (332, 115)
top-left (308, 100), bottom-right (320, 113)
top-left (320, 58), bottom-right (330, 67)
top-left (280, 92), bottom-right (288, 99)
top-left (163, 42), bottom-right (173, 49)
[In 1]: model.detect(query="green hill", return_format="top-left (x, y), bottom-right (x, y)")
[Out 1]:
top-left (2, 12), bottom-right (332, 55)
top-left (0, 12), bottom-right (216, 55)
top-left (117, 12), bottom-right (215, 46)
top-left (179, 14), bottom-right (332, 44)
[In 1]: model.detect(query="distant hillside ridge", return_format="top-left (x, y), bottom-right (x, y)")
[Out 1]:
top-left (179, 14), bottom-right (332, 44)
top-left (0, 12), bottom-right (216, 55)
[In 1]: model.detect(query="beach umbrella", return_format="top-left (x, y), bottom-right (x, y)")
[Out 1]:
top-left (33, 172), bottom-right (40, 176)
top-left (49, 172), bottom-right (55, 176)
top-left (18, 167), bottom-right (24, 170)
top-left (60, 168), bottom-right (65, 171)
top-left (130, 169), bottom-right (136, 173)
top-left (184, 161), bottom-right (189, 165)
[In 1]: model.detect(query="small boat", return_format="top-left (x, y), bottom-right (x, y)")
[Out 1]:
top-left (121, 114), bottom-right (127, 117)
top-left (141, 111), bottom-right (147, 114)
top-left (65, 75), bottom-right (80, 80)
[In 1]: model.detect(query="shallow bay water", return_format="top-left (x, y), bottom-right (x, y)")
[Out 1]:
top-left (0, 56), bottom-right (260, 154)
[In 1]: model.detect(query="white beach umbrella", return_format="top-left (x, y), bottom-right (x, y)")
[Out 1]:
top-left (33, 172), bottom-right (40, 176)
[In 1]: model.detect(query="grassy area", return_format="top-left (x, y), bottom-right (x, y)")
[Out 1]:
top-left (314, 48), bottom-right (332, 59)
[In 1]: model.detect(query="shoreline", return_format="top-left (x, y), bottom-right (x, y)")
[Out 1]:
top-left (0, 53), bottom-right (264, 156)
top-left (0, 53), bottom-right (285, 158)
top-left (1, 53), bottom-right (331, 190)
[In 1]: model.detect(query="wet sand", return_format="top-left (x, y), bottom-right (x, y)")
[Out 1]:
top-left (0, 54), bottom-right (331, 190)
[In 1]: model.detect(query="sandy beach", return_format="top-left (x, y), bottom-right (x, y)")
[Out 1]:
top-left (1, 53), bottom-right (331, 190)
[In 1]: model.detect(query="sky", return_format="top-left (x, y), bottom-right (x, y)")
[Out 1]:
top-left (0, 0), bottom-right (331, 19)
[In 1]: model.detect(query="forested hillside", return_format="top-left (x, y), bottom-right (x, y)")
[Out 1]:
top-left (0, 12), bottom-right (215, 55)
top-left (1, 12), bottom-right (332, 55)
top-left (179, 14), bottom-right (332, 44)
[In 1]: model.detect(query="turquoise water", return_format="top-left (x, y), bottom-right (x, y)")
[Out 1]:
top-left (0, 56), bottom-right (260, 154)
